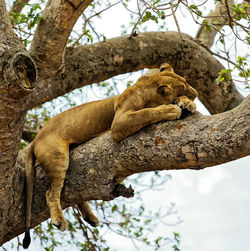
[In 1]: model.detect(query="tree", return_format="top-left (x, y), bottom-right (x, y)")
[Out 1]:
top-left (0, 0), bottom-right (249, 250)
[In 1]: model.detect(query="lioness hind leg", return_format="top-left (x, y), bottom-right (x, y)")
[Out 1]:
top-left (41, 147), bottom-right (70, 231)
top-left (77, 201), bottom-right (100, 227)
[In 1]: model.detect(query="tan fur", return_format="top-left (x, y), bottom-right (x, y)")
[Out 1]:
top-left (23, 64), bottom-right (198, 247)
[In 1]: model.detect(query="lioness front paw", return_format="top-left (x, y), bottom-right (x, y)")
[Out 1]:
top-left (171, 104), bottom-right (182, 119)
top-left (176, 96), bottom-right (196, 113)
top-left (159, 104), bottom-right (182, 120)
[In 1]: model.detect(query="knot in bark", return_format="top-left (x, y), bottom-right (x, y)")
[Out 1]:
top-left (3, 51), bottom-right (37, 91)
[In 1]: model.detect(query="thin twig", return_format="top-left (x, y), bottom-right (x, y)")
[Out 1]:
top-left (70, 1), bottom-right (122, 47)
top-left (170, 0), bottom-right (181, 34)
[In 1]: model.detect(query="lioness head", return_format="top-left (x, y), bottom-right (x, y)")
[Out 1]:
top-left (158, 63), bottom-right (198, 100)
top-left (116, 63), bottom-right (198, 111)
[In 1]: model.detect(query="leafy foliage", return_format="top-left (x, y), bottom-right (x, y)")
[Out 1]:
top-left (10, 2), bottom-right (42, 46)
top-left (232, 3), bottom-right (249, 20)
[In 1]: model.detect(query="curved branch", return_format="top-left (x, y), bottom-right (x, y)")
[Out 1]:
top-left (196, 0), bottom-right (235, 48)
top-left (28, 31), bottom-right (243, 114)
top-left (30, 0), bottom-right (94, 74)
top-left (2, 95), bottom-right (249, 245)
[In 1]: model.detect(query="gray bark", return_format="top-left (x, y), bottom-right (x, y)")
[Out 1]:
top-left (30, 0), bottom-right (94, 75)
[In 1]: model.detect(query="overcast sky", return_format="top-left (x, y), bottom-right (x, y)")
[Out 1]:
top-left (105, 156), bottom-right (250, 251)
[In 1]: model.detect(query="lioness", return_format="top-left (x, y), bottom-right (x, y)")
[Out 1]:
top-left (23, 64), bottom-right (198, 248)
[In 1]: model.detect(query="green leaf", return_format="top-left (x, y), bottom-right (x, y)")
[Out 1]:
top-left (111, 204), bottom-right (118, 213)
top-left (189, 4), bottom-right (198, 9)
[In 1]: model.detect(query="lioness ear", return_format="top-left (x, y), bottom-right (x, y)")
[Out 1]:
top-left (160, 63), bottom-right (174, 73)
top-left (157, 85), bottom-right (170, 96)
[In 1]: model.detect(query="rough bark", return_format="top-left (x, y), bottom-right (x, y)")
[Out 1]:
top-left (30, 0), bottom-right (94, 75)
top-left (0, 1), bottom-right (37, 243)
top-left (0, 0), bottom-right (36, 167)
top-left (1, 94), bottom-right (249, 245)
top-left (27, 31), bottom-right (243, 114)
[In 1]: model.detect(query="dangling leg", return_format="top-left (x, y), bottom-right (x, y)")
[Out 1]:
top-left (45, 158), bottom-right (69, 231)
top-left (77, 201), bottom-right (100, 227)
top-left (36, 139), bottom-right (70, 231)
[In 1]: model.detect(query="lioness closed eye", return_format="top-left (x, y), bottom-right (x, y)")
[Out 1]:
top-left (23, 63), bottom-right (198, 248)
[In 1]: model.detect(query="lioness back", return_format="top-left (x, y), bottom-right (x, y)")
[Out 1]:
top-left (34, 96), bottom-right (118, 146)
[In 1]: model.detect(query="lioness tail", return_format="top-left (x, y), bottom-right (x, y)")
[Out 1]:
top-left (23, 142), bottom-right (35, 249)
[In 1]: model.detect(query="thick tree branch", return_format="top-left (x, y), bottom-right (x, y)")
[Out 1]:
top-left (196, 0), bottom-right (235, 48)
top-left (30, 0), bottom-right (94, 75)
top-left (28, 31), bottom-right (243, 114)
top-left (2, 95), bottom-right (249, 245)
top-left (0, 0), bottom-right (36, 174)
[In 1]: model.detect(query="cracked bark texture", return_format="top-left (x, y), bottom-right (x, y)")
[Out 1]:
top-left (0, 1), bottom-right (37, 245)
top-left (29, 0), bottom-right (93, 75)
top-left (2, 94), bottom-right (249, 244)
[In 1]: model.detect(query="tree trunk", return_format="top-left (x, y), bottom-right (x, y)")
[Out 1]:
top-left (0, 0), bottom-right (37, 245)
